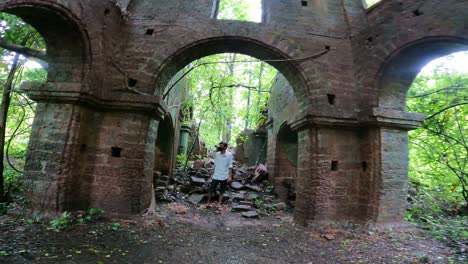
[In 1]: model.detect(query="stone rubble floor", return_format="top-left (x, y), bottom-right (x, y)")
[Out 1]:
top-left (0, 203), bottom-right (465, 264)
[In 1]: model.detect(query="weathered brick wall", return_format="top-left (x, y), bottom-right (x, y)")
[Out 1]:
top-left (3, 0), bottom-right (466, 224)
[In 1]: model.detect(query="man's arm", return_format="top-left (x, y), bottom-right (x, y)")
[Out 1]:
top-left (227, 154), bottom-right (233, 183)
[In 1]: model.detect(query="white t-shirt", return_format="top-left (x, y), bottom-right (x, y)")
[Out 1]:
top-left (213, 151), bottom-right (233, 180)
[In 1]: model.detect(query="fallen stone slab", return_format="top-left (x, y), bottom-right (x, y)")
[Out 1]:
top-left (191, 176), bottom-right (206, 186)
top-left (188, 193), bottom-right (205, 205)
top-left (239, 200), bottom-right (254, 206)
top-left (242, 211), bottom-right (259, 218)
top-left (246, 193), bottom-right (259, 201)
top-left (232, 193), bottom-right (245, 201)
top-left (245, 184), bottom-right (262, 192)
top-left (274, 202), bottom-right (287, 210)
top-left (232, 205), bottom-right (252, 212)
top-left (230, 182), bottom-right (244, 190)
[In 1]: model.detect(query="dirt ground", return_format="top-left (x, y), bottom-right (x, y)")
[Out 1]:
top-left (0, 202), bottom-right (465, 264)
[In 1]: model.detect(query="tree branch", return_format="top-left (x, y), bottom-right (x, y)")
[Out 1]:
top-left (425, 102), bottom-right (468, 120)
top-left (408, 87), bottom-right (468, 98)
top-left (0, 37), bottom-right (47, 63)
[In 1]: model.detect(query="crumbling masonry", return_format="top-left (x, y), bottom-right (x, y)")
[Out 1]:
top-left (1, 0), bottom-right (466, 225)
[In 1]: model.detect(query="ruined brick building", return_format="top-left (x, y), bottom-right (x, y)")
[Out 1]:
top-left (1, 0), bottom-right (466, 225)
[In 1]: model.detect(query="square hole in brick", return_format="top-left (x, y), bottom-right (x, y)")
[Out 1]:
top-left (145, 29), bottom-right (154, 35)
top-left (327, 94), bottom-right (336, 105)
top-left (111, 147), bottom-right (122, 158)
top-left (301, 1), bottom-right (308, 7)
top-left (412, 9), bottom-right (424, 16)
top-left (331, 161), bottom-right (338, 171)
top-left (128, 78), bottom-right (138, 87)
top-left (362, 161), bottom-right (368, 172)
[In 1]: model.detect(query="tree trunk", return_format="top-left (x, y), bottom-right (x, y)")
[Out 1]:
top-left (245, 62), bottom-right (252, 130)
top-left (0, 53), bottom-right (22, 203)
top-left (223, 54), bottom-right (236, 142)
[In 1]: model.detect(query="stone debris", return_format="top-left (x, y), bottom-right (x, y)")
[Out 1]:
top-left (274, 202), bottom-right (287, 211)
top-left (190, 176), bottom-right (206, 185)
top-left (245, 184), bottom-right (262, 192)
top-left (230, 182), bottom-right (244, 190)
top-left (324, 234), bottom-right (335, 240)
top-left (232, 205), bottom-right (253, 212)
top-left (155, 158), bottom-right (289, 219)
top-left (242, 211), bottom-right (259, 218)
top-left (187, 193), bottom-right (205, 205)
top-left (239, 201), bottom-right (254, 206)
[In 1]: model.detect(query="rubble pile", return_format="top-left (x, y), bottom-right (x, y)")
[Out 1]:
top-left (156, 159), bottom-right (287, 218)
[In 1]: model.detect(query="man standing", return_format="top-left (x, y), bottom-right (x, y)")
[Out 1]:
top-left (207, 141), bottom-right (233, 207)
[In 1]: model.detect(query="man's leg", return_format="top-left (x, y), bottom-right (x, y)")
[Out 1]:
top-left (207, 180), bottom-right (218, 206)
top-left (217, 180), bottom-right (228, 206)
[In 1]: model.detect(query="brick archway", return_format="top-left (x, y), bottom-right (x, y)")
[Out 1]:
top-left (377, 36), bottom-right (468, 110)
top-left (0, 1), bottom-right (91, 83)
top-left (153, 36), bottom-right (310, 108)
top-left (0, 1), bottom-right (93, 212)
top-left (274, 122), bottom-right (298, 207)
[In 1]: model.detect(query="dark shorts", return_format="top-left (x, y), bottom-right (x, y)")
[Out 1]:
top-left (210, 179), bottom-right (228, 194)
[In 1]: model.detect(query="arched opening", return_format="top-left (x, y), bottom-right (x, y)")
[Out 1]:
top-left (154, 38), bottom-right (307, 215)
top-left (378, 37), bottom-right (468, 110)
top-left (377, 36), bottom-right (468, 232)
top-left (154, 37), bottom-right (310, 107)
top-left (275, 123), bottom-right (298, 207)
top-left (154, 113), bottom-right (175, 192)
top-left (0, 2), bottom-right (91, 211)
top-left (0, 2), bottom-right (90, 83)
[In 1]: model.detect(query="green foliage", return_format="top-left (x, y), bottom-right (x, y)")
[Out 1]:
top-left (111, 222), bottom-right (120, 231)
top-left (364, 0), bottom-right (382, 8)
top-left (406, 190), bottom-right (468, 243)
top-left (49, 208), bottom-right (105, 232)
top-left (0, 202), bottom-right (10, 215)
top-left (181, 54), bottom-right (276, 148)
top-left (406, 52), bottom-right (468, 244)
top-left (78, 208), bottom-right (105, 223)
top-left (176, 153), bottom-right (187, 167)
top-left (0, 13), bottom-right (46, 199)
top-left (50, 211), bottom-right (73, 232)
top-left (407, 54), bottom-right (468, 208)
top-left (217, 0), bottom-right (262, 22)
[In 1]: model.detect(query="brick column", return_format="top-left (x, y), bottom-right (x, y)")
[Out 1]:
top-left (368, 108), bottom-right (426, 224)
top-left (24, 102), bottom-right (87, 212)
top-left (22, 82), bottom-right (166, 214)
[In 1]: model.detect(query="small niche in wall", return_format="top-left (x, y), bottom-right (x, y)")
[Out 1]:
top-left (327, 94), bottom-right (336, 105)
top-left (111, 147), bottom-right (122, 158)
top-left (128, 78), bottom-right (138, 87)
top-left (412, 9), bottom-right (424, 16)
top-left (145, 29), bottom-right (154, 35)
top-left (301, 1), bottom-right (308, 7)
top-left (362, 161), bottom-right (368, 172)
top-left (331, 161), bottom-right (338, 171)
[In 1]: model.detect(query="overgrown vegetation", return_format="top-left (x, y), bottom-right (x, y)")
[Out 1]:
top-left (175, 54), bottom-right (276, 148)
top-left (406, 52), bottom-right (468, 246)
top-left (0, 13), bottom-right (46, 203)
top-left (49, 208), bottom-right (105, 232)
